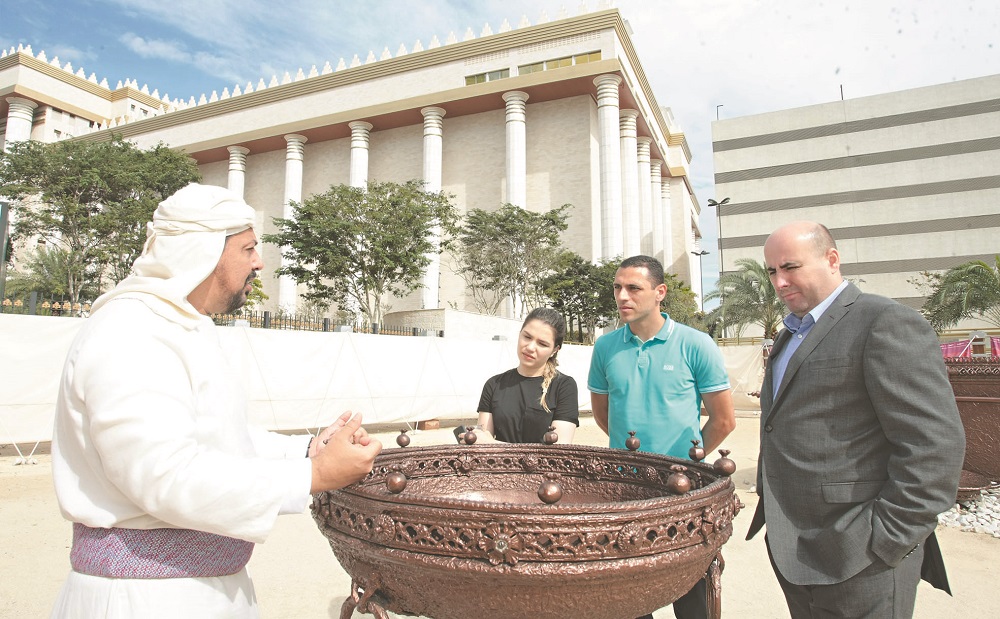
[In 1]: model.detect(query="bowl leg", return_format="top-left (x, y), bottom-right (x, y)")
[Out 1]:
top-left (341, 577), bottom-right (392, 619)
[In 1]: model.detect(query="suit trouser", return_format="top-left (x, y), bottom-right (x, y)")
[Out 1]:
top-left (635, 576), bottom-right (708, 619)
top-left (766, 537), bottom-right (924, 619)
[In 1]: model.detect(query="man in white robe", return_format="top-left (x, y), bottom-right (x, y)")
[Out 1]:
top-left (50, 183), bottom-right (382, 617)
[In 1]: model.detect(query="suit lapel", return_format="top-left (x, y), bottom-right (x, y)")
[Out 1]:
top-left (769, 283), bottom-right (860, 415)
top-left (761, 328), bottom-right (791, 416)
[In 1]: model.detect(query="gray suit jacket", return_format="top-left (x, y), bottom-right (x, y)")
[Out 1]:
top-left (746, 283), bottom-right (964, 587)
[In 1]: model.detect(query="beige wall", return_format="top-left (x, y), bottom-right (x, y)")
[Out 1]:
top-left (713, 74), bottom-right (1000, 311)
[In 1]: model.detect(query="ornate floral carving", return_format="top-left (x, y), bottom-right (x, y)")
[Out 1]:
top-left (616, 521), bottom-right (645, 550)
top-left (478, 522), bottom-right (525, 565)
top-left (453, 453), bottom-right (475, 474)
top-left (372, 513), bottom-right (396, 544)
top-left (583, 456), bottom-right (604, 479)
top-left (521, 454), bottom-right (540, 472)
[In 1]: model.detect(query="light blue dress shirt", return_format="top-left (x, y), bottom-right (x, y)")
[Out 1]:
top-left (771, 280), bottom-right (849, 397)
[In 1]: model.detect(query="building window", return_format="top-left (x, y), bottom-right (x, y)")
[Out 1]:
top-left (517, 51), bottom-right (601, 77)
top-left (465, 68), bottom-right (510, 85)
top-left (519, 62), bottom-right (544, 75)
top-left (546, 56), bottom-right (573, 69)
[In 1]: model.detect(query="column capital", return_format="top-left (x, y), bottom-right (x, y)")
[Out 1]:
top-left (502, 90), bottom-right (529, 104)
top-left (593, 74), bottom-right (623, 90)
top-left (284, 134), bottom-right (306, 160)
top-left (420, 106), bottom-right (446, 119)
top-left (5, 96), bottom-right (38, 111)
top-left (421, 106), bottom-right (446, 135)
top-left (349, 120), bottom-right (373, 132)
top-left (228, 145), bottom-right (250, 170)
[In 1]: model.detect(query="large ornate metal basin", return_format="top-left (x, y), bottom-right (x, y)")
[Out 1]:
top-left (312, 440), bottom-right (741, 619)
top-left (945, 356), bottom-right (1000, 484)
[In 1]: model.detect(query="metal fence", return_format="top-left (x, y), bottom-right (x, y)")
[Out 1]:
top-left (1, 293), bottom-right (91, 317)
top-left (210, 310), bottom-right (441, 337)
top-left (0, 295), bottom-right (442, 337)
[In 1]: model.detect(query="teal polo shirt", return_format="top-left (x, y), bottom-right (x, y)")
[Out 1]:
top-left (588, 313), bottom-right (730, 458)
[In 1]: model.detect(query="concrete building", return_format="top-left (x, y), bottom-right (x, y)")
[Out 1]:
top-left (0, 6), bottom-right (707, 318)
top-left (712, 74), bottom-right (1000, 316)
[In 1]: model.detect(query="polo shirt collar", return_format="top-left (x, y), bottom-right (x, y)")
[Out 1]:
top-left (623, 312), bottom-right (675, 343)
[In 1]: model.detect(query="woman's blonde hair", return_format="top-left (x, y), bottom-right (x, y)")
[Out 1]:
top-left (522, 308), bottom-right (566, 413)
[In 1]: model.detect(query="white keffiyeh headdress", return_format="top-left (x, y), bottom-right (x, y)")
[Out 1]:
top-left (90, 184), bottom-right (257, 328)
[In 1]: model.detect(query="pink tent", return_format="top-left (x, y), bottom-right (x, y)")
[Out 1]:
top-left (940, 336), bottom-right (1000, 358)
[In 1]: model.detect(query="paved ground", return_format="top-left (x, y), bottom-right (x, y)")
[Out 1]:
top-left (2, 414), bottom-right (997, 618)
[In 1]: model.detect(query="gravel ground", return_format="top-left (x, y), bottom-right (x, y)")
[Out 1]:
top-left (939, 485), bottom-right (1000, 538)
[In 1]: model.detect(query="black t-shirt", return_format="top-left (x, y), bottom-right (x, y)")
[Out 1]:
top-left (477, 368), bottom-right (580, 443)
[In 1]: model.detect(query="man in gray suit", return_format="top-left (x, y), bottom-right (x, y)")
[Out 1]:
top-left (746, 221), bottom-right (964, 618)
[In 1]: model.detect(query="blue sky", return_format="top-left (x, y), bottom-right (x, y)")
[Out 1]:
top-left (3, 1), bottom-right (998, 302)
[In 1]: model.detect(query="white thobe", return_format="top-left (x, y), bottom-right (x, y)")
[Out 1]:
top-left (50, 296), bottom-right (313, 618)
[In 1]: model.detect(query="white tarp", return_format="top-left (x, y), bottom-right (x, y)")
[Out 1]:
top-left (719, 344), bottom-right (766, 413)
top-left (0, 314), bottom-right (594, 443)
top-left (1, 314), bottom-right (761, 445)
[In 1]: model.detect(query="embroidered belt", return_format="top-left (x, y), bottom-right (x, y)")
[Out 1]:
top-left (70, 523), bottom-right (255, 579)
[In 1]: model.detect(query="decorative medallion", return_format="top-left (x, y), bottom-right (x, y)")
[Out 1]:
top-left (478, 522), bottom-right (525, 565)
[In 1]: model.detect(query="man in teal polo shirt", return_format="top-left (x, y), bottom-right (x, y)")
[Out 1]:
top-left (588, 255), bottom-right (735, 619)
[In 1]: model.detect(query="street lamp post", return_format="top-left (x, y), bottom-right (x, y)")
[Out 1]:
top-left (691, 249), bottom-right (709, 313)
top-left (706, 197), bottom-right (730, 277)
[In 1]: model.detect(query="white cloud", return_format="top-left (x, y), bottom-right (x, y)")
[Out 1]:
top-left (119, 33), bottom-right (191, 63)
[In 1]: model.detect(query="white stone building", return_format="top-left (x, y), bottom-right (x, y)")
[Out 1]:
top-left (712, 74), bottom-right (1000, 317)
top-left (0, 7), bottom-right (706, 318)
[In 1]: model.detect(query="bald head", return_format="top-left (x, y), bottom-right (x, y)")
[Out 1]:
top-left (764, 221), bottom-right (844, 317)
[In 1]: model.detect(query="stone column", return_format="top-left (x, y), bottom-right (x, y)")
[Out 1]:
top-left (594, 75), bottom-right (623, 261)
top-left (280, 134), bottom-right (307, 313)
top-left (420, 106), bottom-right (446, 309)
top-left (661, 178), bottom-right (674, 269)
top-left (502, 91), bottom-right (529, 208)
top-left (3, 97), bottom-right (37, 151)
top-left (349, 121), bottom-right (373, 189)
top-left (637, 137), bottom-right (653, 256)
top-left (227, 146), bottom-right (250, 198)
top-left (619, 109), bottom-right (640, 257)
top-left (649, 158), bottom-right (664, 261)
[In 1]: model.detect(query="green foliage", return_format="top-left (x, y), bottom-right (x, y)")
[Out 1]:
top-left (538, 252), bottom-right (618, 342)
top-left (662, 272), bottom-right (700, 329)
top-left (244, 277), bottom-right (269, 310)
top-left (453, 203), bottom-right (571, 316)
top-left (263, 180), bottom-right (458, 326)
top-left (704, 258), bottom-right (786, 338)
top-left (919, 256), bottom-right (1000, 330)
top-left (2, 245), bottom-right (101, 301)
top-left (0, 135), bottom-right (201, 302)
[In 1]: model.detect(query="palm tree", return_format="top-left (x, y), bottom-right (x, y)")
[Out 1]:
top-left (921, 256), bottom-right (1000, 330)
top-left (704, 258), bottom-right (786, 338)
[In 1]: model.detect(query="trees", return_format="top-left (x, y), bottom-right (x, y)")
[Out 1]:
top-left (2, 245), bottom-right (101, 301)
top-left (0, 136), bottom-right (201, 302)
top-left (453, 203), bottom-right (570, 317)
top-left (538, 252), bottom-right (618, 342)
top-left (662, 272), bottom-right (700, 328)
top-left (264, 180), bottom-right (458, 326)
top-left (704, 258), bottom-right (786, 338)
top-left (918, 256), bottom-right (1000, 330)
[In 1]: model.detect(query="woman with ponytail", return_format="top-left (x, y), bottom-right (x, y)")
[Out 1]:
top-left (468, 308), bottom-right (579, 444)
